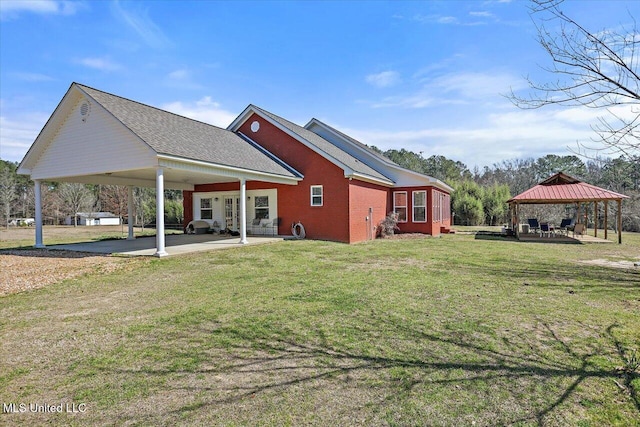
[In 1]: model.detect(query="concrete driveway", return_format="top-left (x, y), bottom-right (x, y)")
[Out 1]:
top-left (49, 233), bottom-right (284, 257)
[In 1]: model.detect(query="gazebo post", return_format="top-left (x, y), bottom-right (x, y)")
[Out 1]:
top-left (617, 199), bottom-right (622, 244)
top-left (512, 202), bottom-right (519, 238)
top-left (594, 201), bottom-right (598, 238)
top-left (604, 200), bottom-right (608, 240)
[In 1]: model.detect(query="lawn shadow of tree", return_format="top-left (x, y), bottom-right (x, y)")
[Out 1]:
top-left (99, 315), bottom-right (639, 426)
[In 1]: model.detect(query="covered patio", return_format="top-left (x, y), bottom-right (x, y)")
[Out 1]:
top-left (48, 234), bottom-right (284, 257)
top-left (508, 172), bottom-right (629, 244)
top-left (17, 83), bottom-right (302, 256)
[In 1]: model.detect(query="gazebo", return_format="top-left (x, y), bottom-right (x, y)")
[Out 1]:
top-left (507, 172), bottom-right (629, 244)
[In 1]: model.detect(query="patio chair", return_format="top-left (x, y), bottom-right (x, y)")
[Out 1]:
top-left (267, 217), bottom-right (280, 236)
top-left (558, 218), bottom-right (575, 236)
top-left (249, 218), bottom-right (261, 235)
top-left (573, 223), bottom-right (585, 238)
top-left (527, 218), bottom-right (540, 234)
top-left (540, 222), bottom-right (554, 238)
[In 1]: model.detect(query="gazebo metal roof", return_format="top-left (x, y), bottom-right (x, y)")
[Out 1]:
top-left (508, 172), bottom-right (629, 243)
top-left (507, 172), bottom-right (628, 204)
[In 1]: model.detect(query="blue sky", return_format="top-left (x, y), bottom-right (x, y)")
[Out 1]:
top-left (1, 0), bottom-right (637, 169)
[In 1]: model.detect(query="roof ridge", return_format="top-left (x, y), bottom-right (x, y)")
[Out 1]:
top-left (74, 82), bottom-right (232, 132)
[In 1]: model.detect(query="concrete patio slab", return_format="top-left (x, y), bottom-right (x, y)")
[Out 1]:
top-left (49, 233), bottom-right (284, 257)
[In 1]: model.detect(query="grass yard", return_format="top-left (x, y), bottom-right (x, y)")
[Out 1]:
top-left (1, 231), bottom-right (639, 426)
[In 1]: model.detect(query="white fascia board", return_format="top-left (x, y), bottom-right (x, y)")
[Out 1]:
top-left (18, 83), bottom-right (79, 175)
top-left (157, 155), bottom-right (302, 185)
top-left (430, 179), bottom-right (454, 193)
top-left (53, 174), bottom-right (194, 191)
top-left (229, 106), bottom-right (354, 177)
top-left (227, 105), bottom-right (256, 131)
top-left (347, 172), bottom-right (395, 187)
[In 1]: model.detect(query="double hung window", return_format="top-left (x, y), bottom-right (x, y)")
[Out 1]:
top-left (311, 186), bottom-right (323, 206)
top-left (393, 192), bottom-right (407, 222)
top-left (200, 198), bottom-right (213, 219)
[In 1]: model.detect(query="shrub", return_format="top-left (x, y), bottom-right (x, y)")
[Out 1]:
top-left (378, 212), bottom-right (400, 238)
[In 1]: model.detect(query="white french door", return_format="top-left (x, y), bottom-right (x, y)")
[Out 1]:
top-left (224, 196), bottom-right (240, 230)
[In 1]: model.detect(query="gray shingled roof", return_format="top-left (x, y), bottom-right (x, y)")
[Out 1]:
top-left (308, 119), bottom-right (400, 167)
top-left (251, 105), bottom-right (394, 184)
top-left (76, 84), bottom-right (300, 179)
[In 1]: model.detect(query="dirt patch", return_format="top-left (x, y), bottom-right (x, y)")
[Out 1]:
top-left (0, 249), bottom-right (134, 296)
top-left (580, 258), bottom-right (640, 270)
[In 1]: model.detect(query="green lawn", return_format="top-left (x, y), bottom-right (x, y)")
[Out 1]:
top-left (1, 232), bottom-right (639, 426)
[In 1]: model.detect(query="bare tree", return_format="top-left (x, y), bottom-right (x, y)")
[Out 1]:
top-left (509, 0), bottom-right (640, 157)
top-left (100, 185), bottom-right (128, 233)
top-left (59, 183), bottom-right (95, 226)
top-left (0, 166), bottom-right (17, 229)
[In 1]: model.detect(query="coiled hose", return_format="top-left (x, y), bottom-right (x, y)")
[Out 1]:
top-left (291, 222), bottom-right (306, 239)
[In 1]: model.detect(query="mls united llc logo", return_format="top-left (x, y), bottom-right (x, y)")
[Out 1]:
top-left (3, 402), bottom-right (87, 414)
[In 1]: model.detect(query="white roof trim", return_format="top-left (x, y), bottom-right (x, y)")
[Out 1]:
top-left (157, 154), bottom-right (302, 185)
top-left (347, 172), bottom-right (395, 187)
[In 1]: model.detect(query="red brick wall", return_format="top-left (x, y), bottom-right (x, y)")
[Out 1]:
top-left (183, 111), bottom-right (452, 242)
top-left (183, 190), bottom-right (193, 229)
top-left (234, 113), bottom-right (351, 242)
top-left (348, 180), bottom-right (390, 242)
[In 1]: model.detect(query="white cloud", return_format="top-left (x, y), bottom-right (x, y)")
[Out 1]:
top-left (161, 97), bottom-right (237, 128)
top-left (76, 57), bottom-right (122, 72)
top-left (111, 0), bottom-right (172, 49)
top-left (470, 11), bottom-right (494, 18)
top-left (0, 0), bottom-right (83, 19)
top-left (0, 113), bottom-right (49, 163)
top-left (367, 70), bottom-right (526, 110)
top-left (365, 71), bottom-right (401, 88)
top-left (338, 106), bottom-right (607, 169)
top-left (168, 69), bottom-right (189, 80)
top-left (11, 72), bottom-right (55, 82)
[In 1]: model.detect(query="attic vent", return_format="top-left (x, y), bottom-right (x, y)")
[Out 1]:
top-left (80, 102), bottom-right (91, 118)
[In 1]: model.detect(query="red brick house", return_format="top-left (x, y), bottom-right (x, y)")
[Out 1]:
top-left (185, 104), bottom-right (453, 243)
top-left (18, 83), bottom-right (452, 254)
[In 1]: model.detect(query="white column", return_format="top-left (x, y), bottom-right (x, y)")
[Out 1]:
top-left (127, 186), bottom-right (135, 240)
top-left (239, 177), bottom-right (248, 244)
top-left (34, 180), bottom-right (45, 248)
top-left (155, 168), bottom-right (168, 257)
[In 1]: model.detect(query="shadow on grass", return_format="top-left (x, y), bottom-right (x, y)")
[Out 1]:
top-left (0, 248), bottom-right (112, 259)
top-left (97, 316), bottom-right (639, 425)
top-left (474, 258), bottom-right (640, 293)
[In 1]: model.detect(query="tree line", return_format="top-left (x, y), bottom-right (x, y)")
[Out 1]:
top-left (376, 149), bottom-right (639, 232)
top-left (0, 160), bottom-right (183, 229)
top-left (1, 153), bottom-right (638, 232)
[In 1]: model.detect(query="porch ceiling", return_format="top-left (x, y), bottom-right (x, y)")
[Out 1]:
top-left (40, 156), bottom-right (302, 191)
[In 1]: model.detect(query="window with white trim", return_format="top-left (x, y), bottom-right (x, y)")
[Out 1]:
top-left (444, 194), bottom-right (451, 221)
top-left (413, 191), bottom-right (426, 222)
top-left (310, 185), bottom-right (323, 206)
top-left (200, 198), bottom-right (213, 220)
top-left (254, 195), bottom-right (269, 219)
top-left (393, 191), bottom-right (407, 222)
